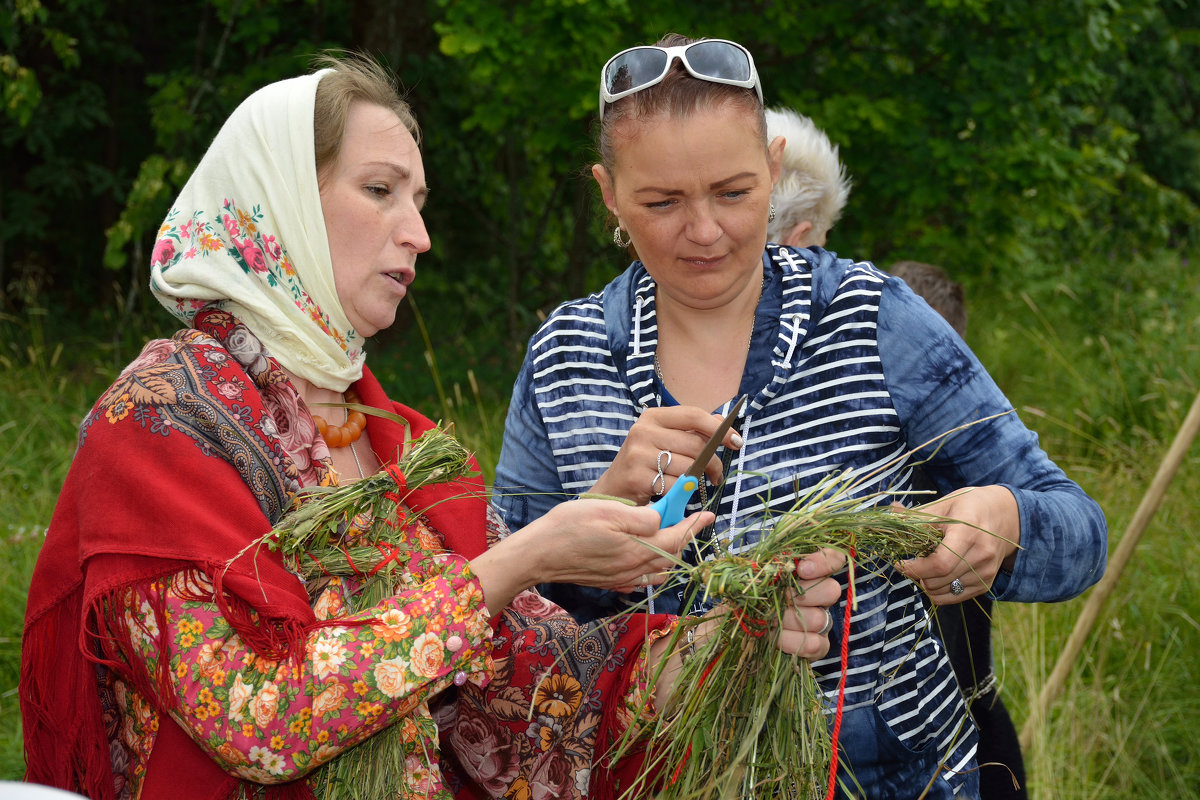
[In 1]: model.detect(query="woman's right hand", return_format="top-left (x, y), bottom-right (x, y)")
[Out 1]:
top-left (589, 406), bottom-right (744, 506)
top-left (650, 547), bottom-right (845, 707)
top-left (471, 499), bottom-right (712, 615)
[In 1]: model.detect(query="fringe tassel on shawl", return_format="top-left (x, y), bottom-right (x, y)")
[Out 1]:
top-left (21, 589), bottom-right (115, 800)
top-left (92, 578), bottom-right (183, 718)
top-left (210, 566), bottom-right (313, 663)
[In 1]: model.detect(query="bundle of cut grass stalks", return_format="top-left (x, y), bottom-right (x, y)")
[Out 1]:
top-left (613, 472), bottom-right (947, 800)
top-left (239, 423), bottom-right (476, 800)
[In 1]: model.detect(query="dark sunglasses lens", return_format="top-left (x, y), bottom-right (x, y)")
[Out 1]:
top-left (686, 41), bottom-right (751, 81)
top-left (605, 48), bottom-right (669, 95)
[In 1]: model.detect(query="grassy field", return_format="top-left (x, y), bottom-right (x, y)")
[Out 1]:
top-left (2, 250), bottom-right (1198, 796)
top-left (967, 250), bottom-right (1200, 798)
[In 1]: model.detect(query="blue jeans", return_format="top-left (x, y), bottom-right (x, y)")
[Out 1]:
top-left (836, 703), bottom-right (980, 799)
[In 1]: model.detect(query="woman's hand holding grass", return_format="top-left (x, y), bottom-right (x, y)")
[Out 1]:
top-left (899, 485), bottom-right (1021, 604)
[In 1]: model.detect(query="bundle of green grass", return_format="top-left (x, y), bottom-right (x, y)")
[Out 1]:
top-left (243, 425), bottom-right (949, 800)
top-left (613, 472), bottom-right (947, 800)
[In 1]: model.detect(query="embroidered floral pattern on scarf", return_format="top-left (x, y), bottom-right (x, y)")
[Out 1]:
top-left (153, 201), bottom-right (357, 358)
top-left (147, 70), bottom-right (365, 391)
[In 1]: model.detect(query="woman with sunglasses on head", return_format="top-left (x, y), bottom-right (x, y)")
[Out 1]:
top-left (494, 33), bottom-right (1107, 799)
top-left (20, 52), bottom-right (841, 800)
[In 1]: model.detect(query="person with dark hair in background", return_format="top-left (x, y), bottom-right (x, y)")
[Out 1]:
top-left (888, 261), bottom-right (968, 340)
top-left (889, 259), bottom-right (1028, 800)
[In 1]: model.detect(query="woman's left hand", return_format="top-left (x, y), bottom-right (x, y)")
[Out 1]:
top-left (775, 547), bottom-right (846, 659)
top-left (897, 485), bottom-right (1021, 605)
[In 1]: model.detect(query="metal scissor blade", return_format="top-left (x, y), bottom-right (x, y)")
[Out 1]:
top-left (682, 394), bottom-right (746, 479)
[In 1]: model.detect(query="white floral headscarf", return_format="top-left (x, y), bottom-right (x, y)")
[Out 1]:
top-left (149, 69), bottom-right (365, 391)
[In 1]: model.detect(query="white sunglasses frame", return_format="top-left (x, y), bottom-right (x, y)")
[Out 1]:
top-left (598, 39), bottom-right (763, 120)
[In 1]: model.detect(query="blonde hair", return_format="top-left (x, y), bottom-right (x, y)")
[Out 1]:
top-left (312, 52), bottom-right (419, 182)
top-left (765, 107), bottom-right (851, 243)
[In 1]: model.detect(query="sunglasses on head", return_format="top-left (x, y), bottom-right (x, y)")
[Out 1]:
top-left (599, 38), bottom-right (763, 120)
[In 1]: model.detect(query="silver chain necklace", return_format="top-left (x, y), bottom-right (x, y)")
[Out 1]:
top-left (341, 397), bottom-right (366, 479)
top-left (348, 438), bottom-right (366, 479)
top-left (653, 275), bottom-right (764, 384)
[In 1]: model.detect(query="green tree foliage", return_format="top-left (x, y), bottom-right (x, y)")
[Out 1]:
top-left (422, 0), bottom-right (639, 341)
top-left (1108, 0), bottom-right (1200, 246)
top-left (4, 0), bottom-right (1198, 358)
top-left (2, 0), bottom-right (109, 306)
top-left (0, 0), bottom-right (353, 320)
top-left (412, 0), bottom-right (1200, 358)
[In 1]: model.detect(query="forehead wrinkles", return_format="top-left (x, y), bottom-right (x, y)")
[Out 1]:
top-left (607, 106), bottom-right (768, 190)
top-left (605, 100), bottom-right (767, 180)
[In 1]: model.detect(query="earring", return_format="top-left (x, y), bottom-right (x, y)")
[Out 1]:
top-left (613, 225), bottom-right (632, 248)
top-left (768, 203), bottom-right (776, 223)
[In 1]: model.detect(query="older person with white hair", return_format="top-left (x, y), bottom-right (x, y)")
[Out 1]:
top-left (764, 106), bottom-right (851, 247)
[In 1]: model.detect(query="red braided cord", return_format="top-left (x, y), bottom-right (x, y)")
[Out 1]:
top-left (824, 546), bottom-right (856, 800)
top-left (732, 608), bottom-right (770, 637)
top-left (668, 653), bottom-right (722, 786)
top-left (670, 744), bottom-right (692, 787)
top-left (305, 551), bottom-right (335, 577)
top-left (337, 540), bottom-right (368, 578)
top-left (385, 463), bottom-right (408, 494)
top-left (366, 541), bottom-right (407, 576)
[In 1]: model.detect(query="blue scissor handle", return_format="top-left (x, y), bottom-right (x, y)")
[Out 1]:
top-left (649, 474), bottom-right (700, 528)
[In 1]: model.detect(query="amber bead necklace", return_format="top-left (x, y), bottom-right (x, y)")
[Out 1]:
top-left (313, 388), bottom-right (367, 449)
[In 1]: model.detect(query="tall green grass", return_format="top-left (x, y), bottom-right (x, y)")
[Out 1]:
top-left (1, 250), bottom-right (1198, 797)
top-left (0, 309), bottom-right (117, 779)
top-left (969, 251), bottom-right (1200, 798)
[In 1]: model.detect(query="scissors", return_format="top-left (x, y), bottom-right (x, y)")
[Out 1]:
top-left (649, 395), bottom-right (747, 528)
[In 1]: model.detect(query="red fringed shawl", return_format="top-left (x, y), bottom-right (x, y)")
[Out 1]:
top-left (19, 330), bottom-right (487, 800)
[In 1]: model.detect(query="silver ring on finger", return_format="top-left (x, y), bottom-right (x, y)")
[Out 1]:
top-left (651, 450), bottom-right (672, 497)
top-left (817, 609), bottom-right (834, 636)
top-left (949, 578), bottom-right (965, 596)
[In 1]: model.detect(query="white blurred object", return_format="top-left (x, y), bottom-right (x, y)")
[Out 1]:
top-left (0, 783), bottom-right (86, 798)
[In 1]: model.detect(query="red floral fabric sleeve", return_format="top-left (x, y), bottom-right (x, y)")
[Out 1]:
top-left (110, 551), bottom-right (491, 798)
